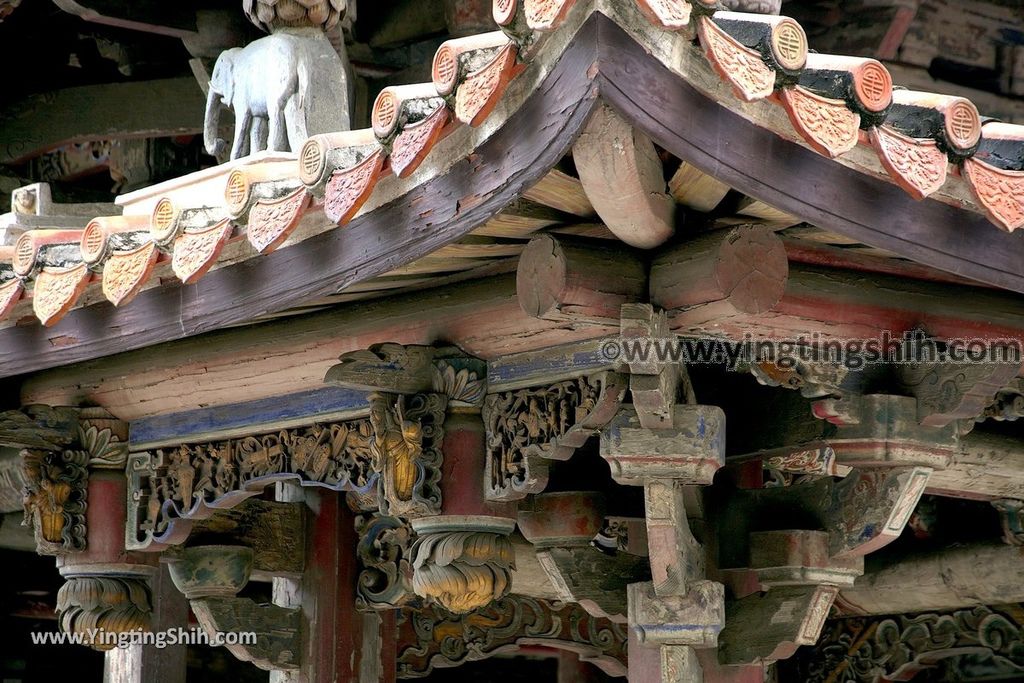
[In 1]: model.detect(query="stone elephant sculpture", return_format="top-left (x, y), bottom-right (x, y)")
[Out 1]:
top-left (204, 28), bottom-right (352, 160)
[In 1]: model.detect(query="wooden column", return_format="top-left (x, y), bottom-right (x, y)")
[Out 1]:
top-left (103, 565), bottom-right (188, 683)
top-left (303, 489), bottom-right (395, 683)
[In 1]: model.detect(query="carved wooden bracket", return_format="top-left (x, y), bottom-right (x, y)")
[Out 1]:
top-left (897, 356), bottom-right (1021, 429)
top-left (829, 466), bottom-right (931, 559)
top-left (812, 394), bottom-right (958, 468)
top-left (719, 584), bottom-right (837, 666)
top-left (186, 499), bottom-right (306, 579)
top-left (483, 371), bottom-right (627, 500)
top-left (600, 404), bottom-right (725, 486)
top-left (396, 595), bottom-right (628, 678)
top-left (19, 408), bottom-right (129, 556)
top-left (355, 513), bottom-right (417, 610)
top-left (518, 491), bottom-right (649, 622)
top-left (748, 530), bottom-right (862, 589)
top-left (166, 545), bottom-right (300, 671)
top-left (56, 573), bottom-right (152, 651)
top-left (325, 343), bottom-right (487, 407)
top-left (628, 580), bottom-right (725, 649)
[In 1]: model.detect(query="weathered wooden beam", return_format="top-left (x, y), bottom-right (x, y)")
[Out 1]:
top-left (650, 225), bottom-right (789, 319)
top-left (516, 233), bottom-right (647, 325)
top-left (719, 585), bottom-right (837, 666)
top-left (129, 387), bottom-right (370, 450)
top-left (573, 104), bottom-right (675, 249)
top-left (835, 542), bottom-right (1024, 617)
top-left (668, 162), bottom-right (731, 213)
top-left (0, 406), bottom-right (79, 450)
top-left (0, 78), bottom-right (206, 164)
top-left (22, 275), bottom-right (615, 421)
top-left (668, 262), bottom-right (1024, 343)
top-left (186, 500), bottom-right (306, 580)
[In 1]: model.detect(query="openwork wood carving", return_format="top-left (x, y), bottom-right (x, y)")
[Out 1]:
top-left (127, 394), bottom-right (446, 549)
top-left (790, 607), bottom-right (1024, 682)
top-left (482, 372), bottom-right (626, 501)
top-left (396, 596), bottom-right (628, 678)
top-left (356, 514), bottom-right (417, 610)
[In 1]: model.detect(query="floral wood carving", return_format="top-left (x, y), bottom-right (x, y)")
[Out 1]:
top-left (21, 448), bottom-right (89, 554)
top-left (788, 607), bottom-right (1024, 682)
top-left (780, 86), bottom-right (860, 159)
top-left (356, 514), bottom-right (417, 610)
top-left (482, 372), bottom-right (627, 501)
top-left (57, 575), bottom-right (152, 651)
top-left (396, 595), bottom-right (628, 678)
top-left (127, 395), bottom-right (445, 550)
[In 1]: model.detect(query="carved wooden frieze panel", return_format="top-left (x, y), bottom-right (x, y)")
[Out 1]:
top-left (127, 393), bottom-right (446, 549)
top-left (396, 595), bottom-right (628, 678)
top-left (482, 372), bottom-right (627, 501)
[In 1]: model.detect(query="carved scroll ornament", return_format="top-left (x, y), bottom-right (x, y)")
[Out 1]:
top-left (127, 393), bottom-right (446, 550)
top-left (57, 575), bottom-right (152, 651)
top-left (410, 526), bottom-right (516, 614)
top-left (482, 372), bottom-right (626, 501)
top-left (790, 607), bottom-right (1024, 682)
top-left (396, 595), bottom-right (628, 678)
top-left (356, 514), bottom-right (417, 610)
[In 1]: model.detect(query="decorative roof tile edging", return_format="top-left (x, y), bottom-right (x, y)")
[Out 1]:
top-left (0, 0), bottom-right (1021, 369)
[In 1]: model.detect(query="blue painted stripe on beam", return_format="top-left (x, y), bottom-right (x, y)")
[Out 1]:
top-left (487, 341), bottom-right (616, 387)
top-left (130, 387), bottom-right (369, 448)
